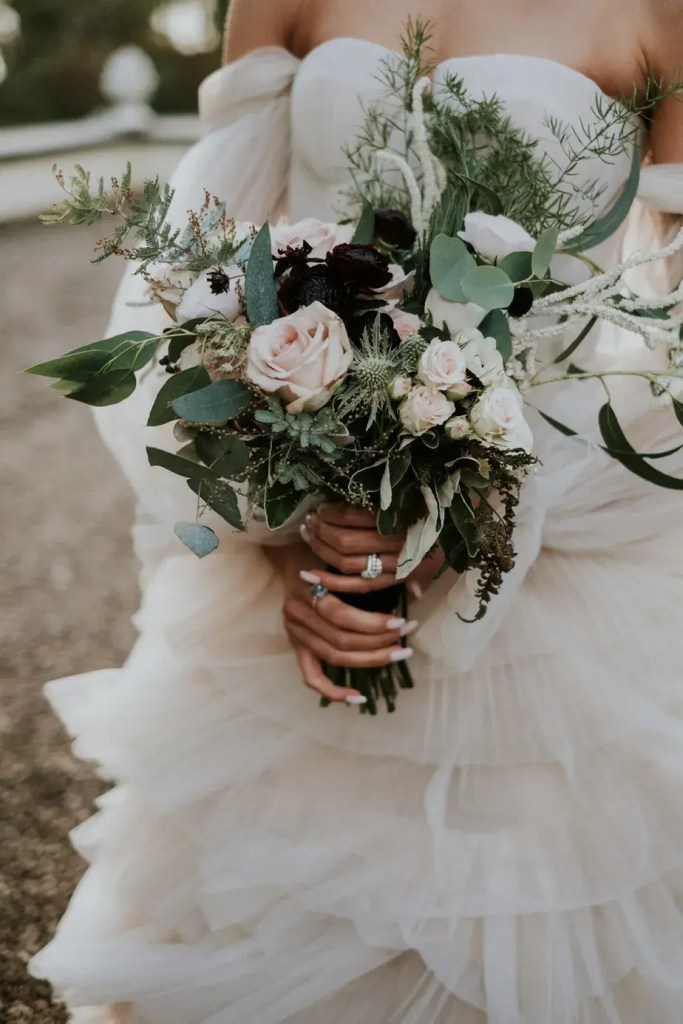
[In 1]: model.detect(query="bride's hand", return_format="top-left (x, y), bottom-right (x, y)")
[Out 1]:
top-left (299, 503), bottom-right (443, 596)
top-left (267, 542), bottom-right (417, 704)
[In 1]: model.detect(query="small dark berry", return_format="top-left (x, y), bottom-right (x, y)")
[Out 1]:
top-left (508, 286), bottom-right (534, 318)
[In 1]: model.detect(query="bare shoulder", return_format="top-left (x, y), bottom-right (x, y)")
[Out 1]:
top-left (223, 0), bottom-right (303, 63)
top-left (645, 0), bottom-right (683, 79)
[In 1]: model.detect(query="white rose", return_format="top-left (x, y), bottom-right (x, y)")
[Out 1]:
top-left (177, 265), bottom-right (244, 324)
top-left (461, 330), bottom-right (506, 386)
top-left (418, 338), bottom-right (470, 394)
top-left (459, 212), bottom-right (534, 262)
top-left (470, 380), bottom-right (534, 453)
top-left (389, 308), bottom-right (422, 342)
top-left (270, 217), bottom-right (353, 259)
top-left (425, 288), bottom-right (487, 334)
top-left (246, 301), bottom-right (352, 414)
top-left (444, 415), bottom-right (470, 440)
top-left (458, 211), bottom-right (588, 286)
top-left (388, 376), bottom-right (413, 399)
top-left (399, 386), bottom-right (455, 435)
top-left (371, 264), bottom-right (415, 301)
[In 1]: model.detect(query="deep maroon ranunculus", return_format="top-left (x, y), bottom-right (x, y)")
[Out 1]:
top-left (325, 243), bottom-right (392, 289)
top-left (374, 208), bottom-right (417, 249)
top-left (278, 265), bottom-right (351, 318)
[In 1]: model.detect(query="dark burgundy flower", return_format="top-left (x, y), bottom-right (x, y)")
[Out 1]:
top-left (278, 265), bottom-right (350, 317)
top-left (325, 243), bottom-right (392, 289)
top-left (374, 208), bottom-right (417, 249)
top-left (347, 311), bottom-right (402, 350)
top-left (274, 240), bottom-right (313, 279)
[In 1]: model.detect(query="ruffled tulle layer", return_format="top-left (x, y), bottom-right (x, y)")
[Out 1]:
top-left (30, 537), bottom-right (683, 1024)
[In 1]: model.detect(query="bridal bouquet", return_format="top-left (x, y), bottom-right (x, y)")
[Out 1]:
top-left (29, 26), bottom-right (683, 712)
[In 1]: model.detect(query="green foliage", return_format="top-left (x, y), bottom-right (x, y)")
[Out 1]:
top-left (173, 521), bottom-right (219, 558)
top-left (244, 223), bottom-right (279, 327)
top-left (171, 379), bottom-right (252, 425)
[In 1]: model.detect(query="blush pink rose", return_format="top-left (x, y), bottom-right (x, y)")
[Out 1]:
top-left (246, 301), bottom-right (352, 414)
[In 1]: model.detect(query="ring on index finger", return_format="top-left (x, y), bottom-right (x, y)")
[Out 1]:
top-left (310, 583), bottom-right (329, 610)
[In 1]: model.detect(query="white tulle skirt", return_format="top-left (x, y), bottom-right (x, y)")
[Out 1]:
top-left (30, 522), bottom-right (683, 1023)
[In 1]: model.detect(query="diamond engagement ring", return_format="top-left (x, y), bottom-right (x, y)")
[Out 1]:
top-left (310, 583), bottom-right (328, 609)
top-left (361, 553), bottom-right (384, 580)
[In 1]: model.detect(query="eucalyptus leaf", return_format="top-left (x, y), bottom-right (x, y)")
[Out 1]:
top-left (146, 446), bottom-right (218, 482)
top-left (264, 482), bottom-right (306, 530)
top-left (531, 226), bottom-right (559, 279)
top-left (380, 462), bottom-right (393, 511)
top-left (451, 171), bottom-right (503, 214)
top-left (563, 144), bottom-right (640, 253)
top-left (167, 333), bottom-right (197, 365)
top-left (498, 251), bottom-right (533, 283)
top-left (461, 265), bottom-right (515, 311)
top-left (68, 370), bottom-right (136, 406)
top-left (172, 379), bottom-right (252, 425)
top-left (429, 234), bottom-right (476, 301)
top-left (173, 521), bottom-right (219, 558)
top-left (188, 478), bottom-right (244, 530)
top-left (599, 403), bottom-right (683, 489)
top-left (245, 221), bottom-right (279, 327)
top-left (147, 365), bottom-right (211, 426)
top-left (552, 316), bottom-right (597, 365)
top-left (396, 486), bottom-right (442, 581)
top-left (449, 494), bottom-right (479, 557)
top-left (26, 349), bottom-right (111, 379)
top-left (478, 309), bottom-right (512, 364)
top-left (195, 433), bottom-right (250, 477)
top-left (351, 199), bottom-right (375, 244)
top-left (104, 336), bottom-right (159, 372)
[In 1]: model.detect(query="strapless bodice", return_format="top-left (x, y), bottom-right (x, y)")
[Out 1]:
top-left (286, 39), bottom-right (632, 239)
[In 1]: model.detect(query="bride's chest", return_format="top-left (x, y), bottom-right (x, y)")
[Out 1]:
top-left (288, 41), bottom-right (632, 224)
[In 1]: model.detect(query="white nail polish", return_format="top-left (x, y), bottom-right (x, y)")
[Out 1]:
top-left (299, 523), bottom-right (309, 539)
top-left (345, 694), bottom-right (368, 705)
top-left (391, 647), bottom-right (413, 663)
top-left (387, 617), bottom-right (406, 629)
top-left (305, 512), bottom-right (315, 527)
top-left (399, 620), bottom-right (419, 638)
top-left (408, 580), bottom-right (424, 600)
top-left (299, 570), bottom-right (321, 585)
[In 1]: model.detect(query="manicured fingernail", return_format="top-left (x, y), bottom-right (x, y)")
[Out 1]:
top-left (387, 617), bottom-right (406, 629)
top-left (391, 647), bottom-right (413, 662)
top-left (399, 620), bottom-right (419, 637)
top-left (407, 580), bottom-right (423, 599)
top-left (345, 694), bottom-right (368, 705)
top-left (299, 570), bottom-right (321, 584)
top-left (299, 523), bottom-right (312, 541)
top-left (305, 512), bottom-right (315, 527)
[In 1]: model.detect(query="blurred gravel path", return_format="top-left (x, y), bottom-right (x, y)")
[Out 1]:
top-left (0, 220), bottom-right (139, 1022)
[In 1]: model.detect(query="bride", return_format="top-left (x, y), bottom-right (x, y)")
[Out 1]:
top-left (30, 0), bottom-right (683, 1021)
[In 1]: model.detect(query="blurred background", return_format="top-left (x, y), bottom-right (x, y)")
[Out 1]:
top-left (0, 3), bottom-right (227, 1020)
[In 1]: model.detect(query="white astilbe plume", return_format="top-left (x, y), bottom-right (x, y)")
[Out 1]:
top-left (376, 76), bottom-right (446, 241)
top-left (511, 227), bottom-right (683, 368)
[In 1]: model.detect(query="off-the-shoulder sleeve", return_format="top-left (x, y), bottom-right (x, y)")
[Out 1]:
top-left (98, 50), bottom-right (301, 579)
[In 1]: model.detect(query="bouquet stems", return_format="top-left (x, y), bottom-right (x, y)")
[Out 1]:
top-left (320, 582), bottom-right (414, 714)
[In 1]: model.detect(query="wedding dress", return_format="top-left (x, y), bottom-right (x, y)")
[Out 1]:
top-left (30, 41), bottom-right (683, 1024)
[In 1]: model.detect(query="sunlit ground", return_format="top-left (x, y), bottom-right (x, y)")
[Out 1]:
top-left (0, 220), bottom-right (139, 1022)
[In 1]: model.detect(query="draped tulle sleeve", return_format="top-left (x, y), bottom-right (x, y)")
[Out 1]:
top-left (417, 162), bottom-right (683, 673)
top-left (94, 49), bottom-right (300, 579)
